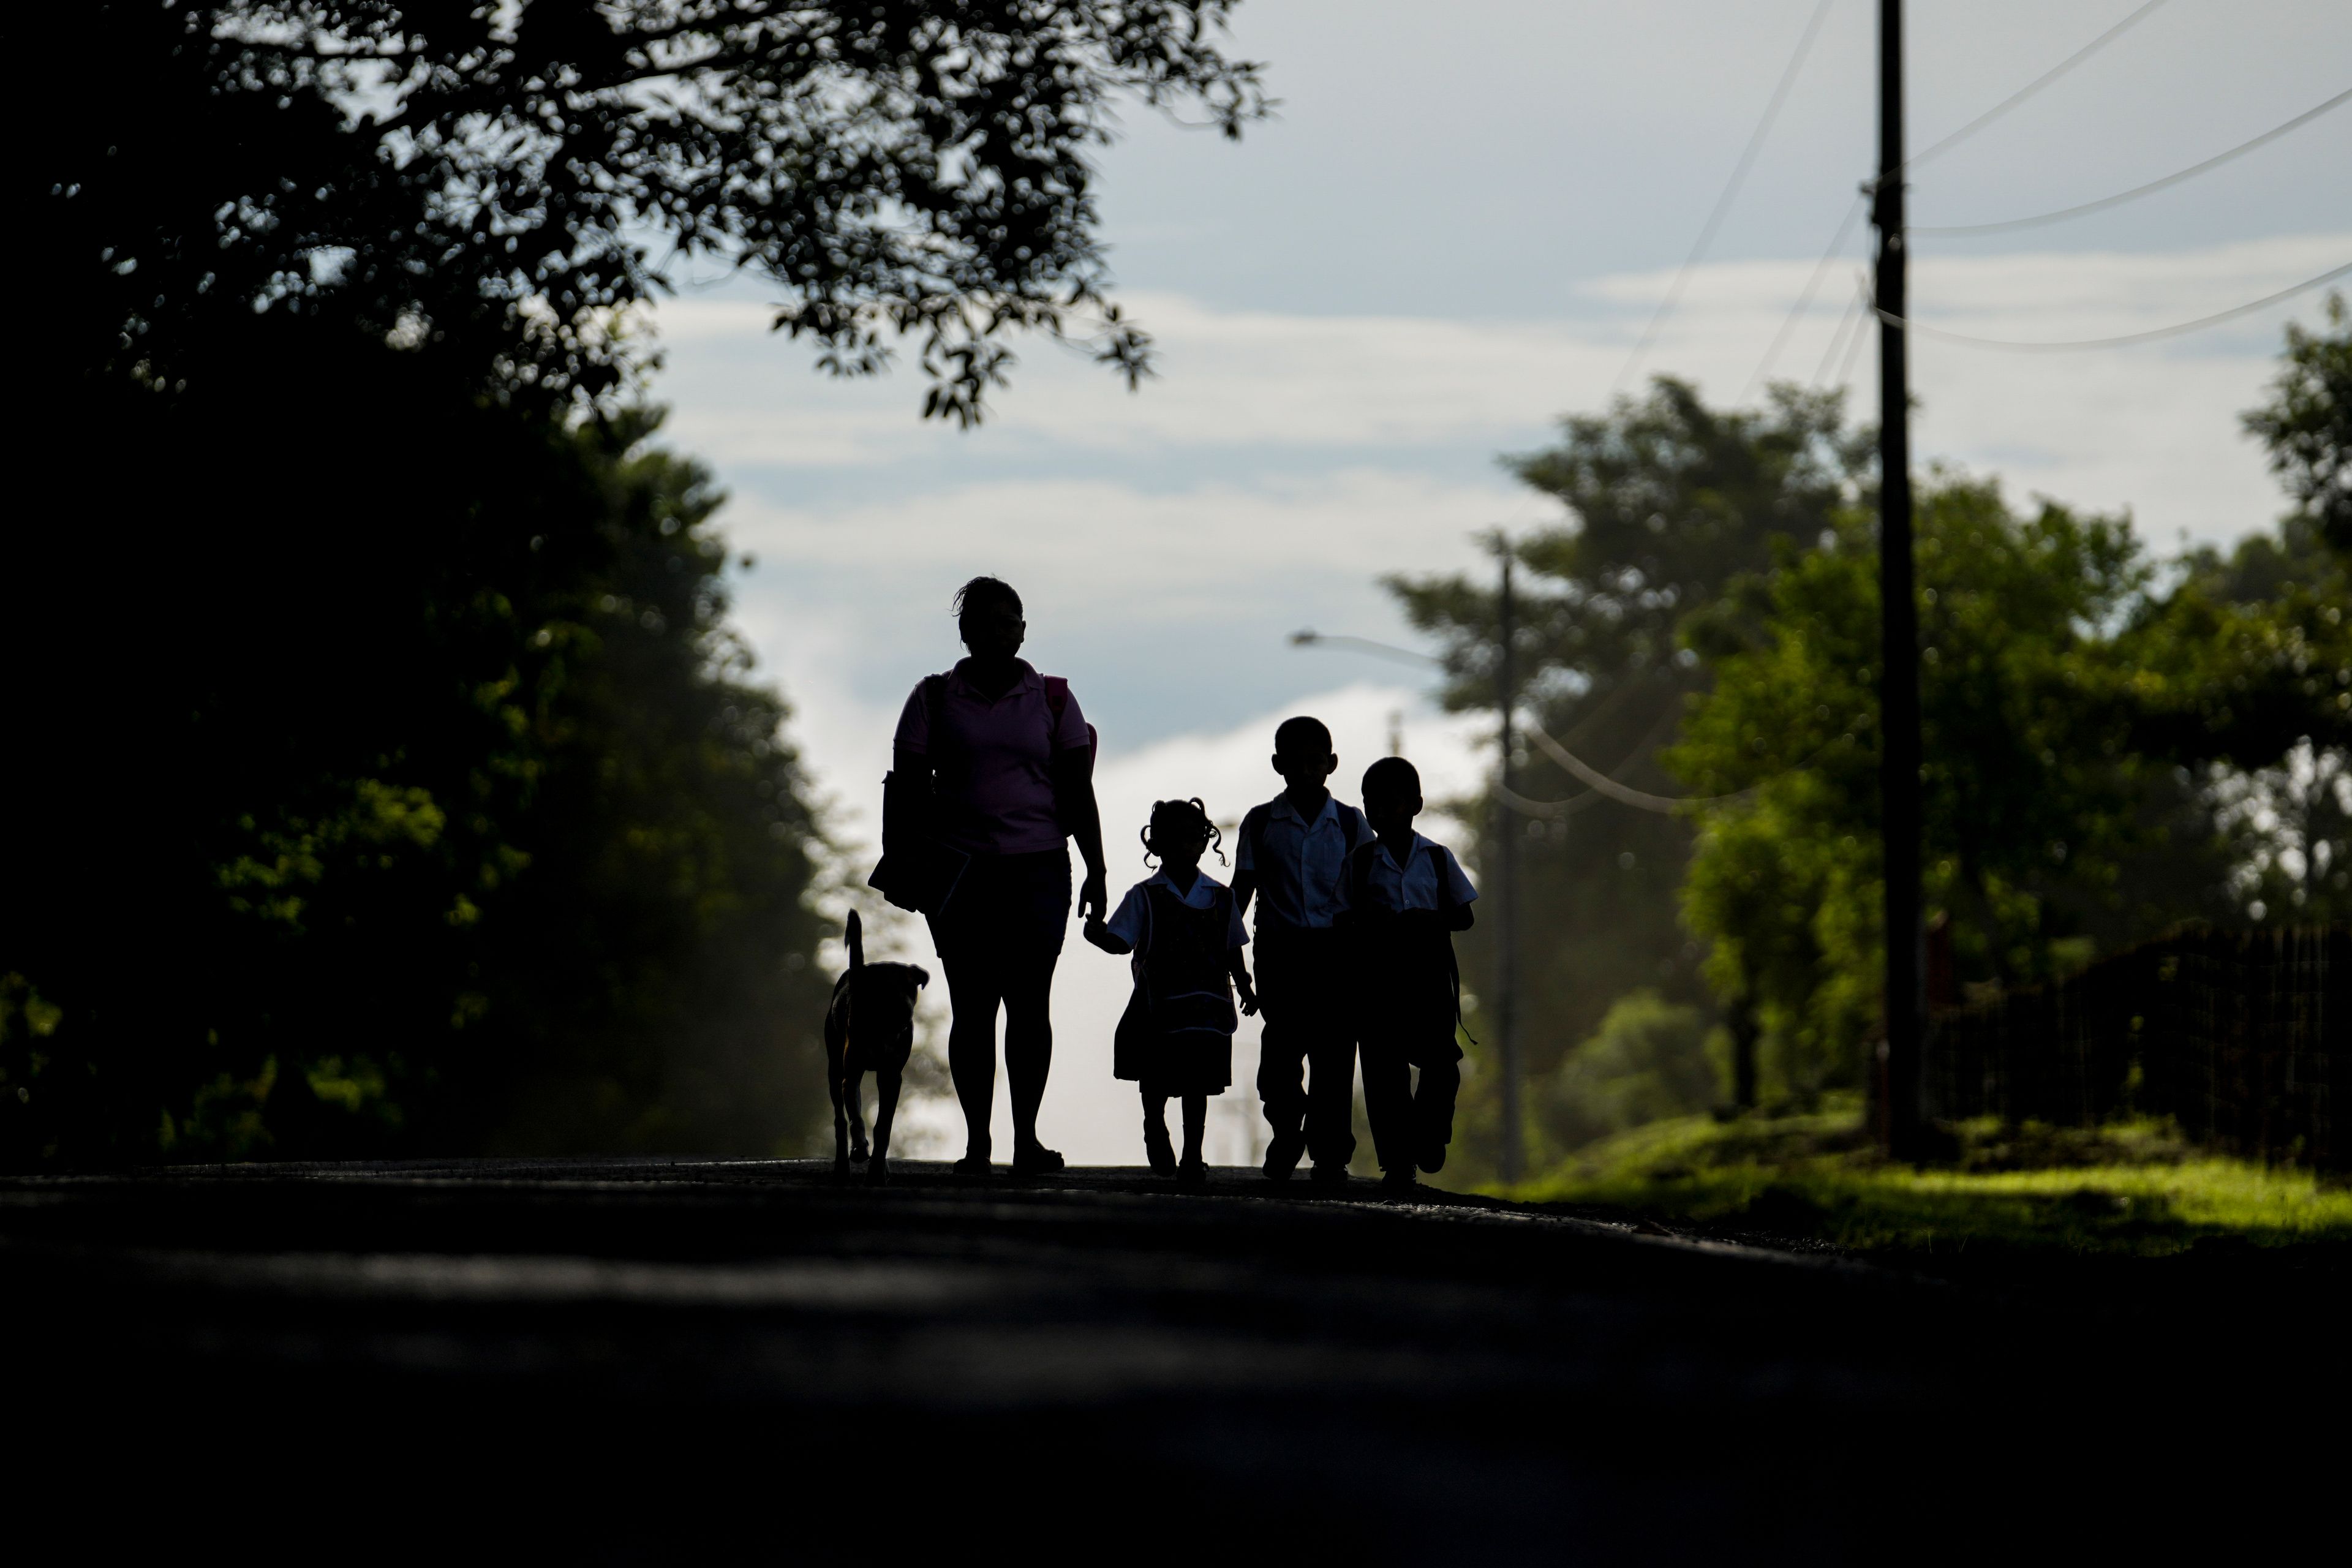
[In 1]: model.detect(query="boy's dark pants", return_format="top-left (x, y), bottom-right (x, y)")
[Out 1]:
top-left (1360, 1028), bottom-right (1461, 1175)
top-left (1253, 925), bottom-right (1357, 1168)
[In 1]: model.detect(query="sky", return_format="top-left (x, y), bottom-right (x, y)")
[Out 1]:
top-left (636, 0), bottom-right (2352, 1164)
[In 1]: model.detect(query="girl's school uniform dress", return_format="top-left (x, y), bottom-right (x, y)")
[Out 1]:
top-left (1105, 869), bottom-right (1249, 1096)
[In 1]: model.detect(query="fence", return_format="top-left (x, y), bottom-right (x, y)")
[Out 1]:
top-left (1923, 925), bottom-right (2348, 1170)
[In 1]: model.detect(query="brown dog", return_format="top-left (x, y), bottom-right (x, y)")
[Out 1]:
top-left (824, 910), bottom-right (929, 1180)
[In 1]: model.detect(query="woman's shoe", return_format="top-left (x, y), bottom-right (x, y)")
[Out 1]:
top-left (1309, 1163), bottom-right (1351, 1188)
top-left (1011, 1144), bottom-right (1066, 1176)
top-left (1380, 1167), bottom-right (1419, 1193)
top-left (1175, 1158), bottom-right (1210, 1188)
top-left (1143, 1120), bottom-right (1177, 1177)
top-left (952, 1153), bottom-right (993, 1177)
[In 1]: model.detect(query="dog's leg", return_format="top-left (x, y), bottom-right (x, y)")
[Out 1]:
top-left (846, 1056), bottom-right (870, 1163)
top-left (826, 1027), bottom-right (850, 1175)
top-left (869, 1068), bottom-right (903, 1184)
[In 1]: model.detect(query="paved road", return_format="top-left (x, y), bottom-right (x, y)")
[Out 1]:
top-left (2, 1158), bottom-right (2337, 1560)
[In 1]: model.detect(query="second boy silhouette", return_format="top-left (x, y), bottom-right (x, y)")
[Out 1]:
top-left (1337, 756), bottom-right (1477, 1191)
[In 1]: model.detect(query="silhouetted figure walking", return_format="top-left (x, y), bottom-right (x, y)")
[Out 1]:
top-left (1234, 716), bottom-right (1374, 1185)
top-left (874, 578), bottom-right (1107, 1175)
top-left (1086, 799), bottom-right (1256, 1185)
top-left (1337, 758), bottom-right (1476, 1192)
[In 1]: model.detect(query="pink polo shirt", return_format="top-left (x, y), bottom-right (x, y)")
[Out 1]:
top-left (895, 658), bottom-right (1090, 856)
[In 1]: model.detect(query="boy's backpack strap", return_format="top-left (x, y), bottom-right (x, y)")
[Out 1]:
top-left (1425, 843), bottom-right (1471, 1039)
top-left (1240, 803), bottom-right (1267, 874)
top-left (1333, 801), bottom-right (1365, 848)
top-left (1427, 843), bottom-right (1455, 908)
top-left (1344, 839), bottom-right (1379, 911)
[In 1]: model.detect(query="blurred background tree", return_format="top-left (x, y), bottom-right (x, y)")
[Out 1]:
top-left (1394, 303), bottom-right (2350, 1178)
top-left (2, 1), bottom-right (1265, 1163)
top-left (1386, 380), bottom-right (1870, 1172)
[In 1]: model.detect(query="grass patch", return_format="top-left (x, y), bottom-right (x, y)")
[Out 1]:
top-left (1502, 1098), bottom-right (2352, 1257)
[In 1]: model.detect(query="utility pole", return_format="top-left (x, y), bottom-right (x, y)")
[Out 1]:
top-left (1493, 538), bottom-right (1523, 1185)
top-left (1874, 0), bottom-right (1925, 1158)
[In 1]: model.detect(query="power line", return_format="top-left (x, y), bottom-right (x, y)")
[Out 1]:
top-left (1523, 716), bottom-right (1746, 813)
top-left (1873, 258), bottom-right (2352, 351)
top-left (1613, 0), bottom-right (1834, 398)
top-left (1812, 272), bottom-right (1869, 386)
top-left (1902, 0), bottom-right (2171, 175)
top-left (1749, 1), bottom-right (2174, 401)
top-left (1913, 84), bottom-right (2352, 236)
top-left (1833, 273), bottom-right (1873, 386)
top-left (1743, 193), bottom-right (1869, 399)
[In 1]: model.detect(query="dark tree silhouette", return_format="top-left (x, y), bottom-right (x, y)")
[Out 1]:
top-left (7, 2), bottom-right (1265, 1163)
top-left (29, 1), bottom-right (1268, 420)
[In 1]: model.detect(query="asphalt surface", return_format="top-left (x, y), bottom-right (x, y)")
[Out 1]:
top-left (3, 1157), bottom-right (2339, 1560)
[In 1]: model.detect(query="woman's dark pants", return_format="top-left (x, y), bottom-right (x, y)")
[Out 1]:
top-left (927, 848), bottom-right (1071, 1161)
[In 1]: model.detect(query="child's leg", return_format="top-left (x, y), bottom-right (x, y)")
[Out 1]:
top-left (1301, 932), bottom-right (1358, 1169)
top-left (1180, 1095), bottom-right (1208, 1165)
top-left (1410, 1041), bottom-right (1463, 1170)
top-left (1140, 1085), bottom-right (1175, 1172)
top-left (1253, 931), bottom-right (1309, 1155)
top-left (1358, 1034), bottom-right (1414, 1174)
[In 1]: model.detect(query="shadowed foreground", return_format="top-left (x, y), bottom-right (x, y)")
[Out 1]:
top-left (4, 1159), bottom-right (2339, 1560)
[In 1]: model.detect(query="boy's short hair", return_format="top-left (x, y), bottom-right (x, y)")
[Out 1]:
top-left (952, 575), bottom-right (1023, 622)
top-left (1273, 715), bottom-right (1333, 755)
top-left (1362, 756), bottom-right (1421, 799)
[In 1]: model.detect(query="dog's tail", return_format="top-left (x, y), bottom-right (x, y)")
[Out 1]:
top-left (845, 908), bottom-right (865, 977)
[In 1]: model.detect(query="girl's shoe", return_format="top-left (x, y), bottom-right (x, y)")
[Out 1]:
top-left (1380, 1167), bottom-right (1419, 1193)
top-left (1143, 1120), bottom-right (1177, 1177)
top-left (1175, 1158), bottom-right (1210, 1188)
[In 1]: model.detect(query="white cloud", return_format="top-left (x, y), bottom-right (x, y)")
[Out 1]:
top-left (658, 233), bottom-right (2346, 545)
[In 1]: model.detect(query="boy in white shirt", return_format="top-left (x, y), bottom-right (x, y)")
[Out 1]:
top-left (1233, 717), bottom-right (1375, 1186)
top-left (1335, 756), bottom-right (1477, 1191)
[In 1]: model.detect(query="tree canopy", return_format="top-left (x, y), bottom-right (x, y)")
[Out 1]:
top-left (7, 2), bottom-right (1270, 1163)
top-left (33, 1), bottom-right (1268, 419)
top-left (1392, 304), bottom-right (2351, 1161)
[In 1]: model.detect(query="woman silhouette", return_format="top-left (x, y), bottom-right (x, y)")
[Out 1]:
top-left (883, 578), bottom-right (1107, 1174)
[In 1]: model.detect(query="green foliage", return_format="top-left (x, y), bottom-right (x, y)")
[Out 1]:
top-left (29, 1), bottom-right (1268, 423)
top-left (1672, 477), bottom-right (2187, 1093)
top-left (5, 331), bottom-right (834, 1163)
top-left (1509, 1104), bottom-right (2352, 1256)
top-left (1538, 990), bottom-right (1719, 1154)
top-left (7, 2), bottom-right (1276, 1164)
top-left (1671, 396), bottom-right (2352, 1096)
top-left (1389, 380), bottom-right (1871, 1174)
top-left (2242, 292), bottom-right (2352, 554)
